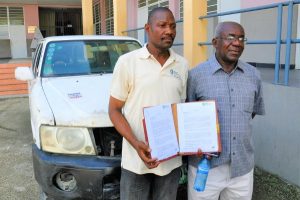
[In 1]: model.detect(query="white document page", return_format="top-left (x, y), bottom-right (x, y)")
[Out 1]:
top-left (177, 101), bottom-right (218, 153)
top-left (143, 104), bottom-right (179, 161)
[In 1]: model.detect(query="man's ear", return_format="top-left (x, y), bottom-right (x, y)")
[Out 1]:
top-left (144, 23), bottom-right (150, 33)
top-left (212, 38), bottom-right (217, 48)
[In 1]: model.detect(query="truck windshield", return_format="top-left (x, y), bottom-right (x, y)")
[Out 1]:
top-left (41, 40), bottom-right (141, 77)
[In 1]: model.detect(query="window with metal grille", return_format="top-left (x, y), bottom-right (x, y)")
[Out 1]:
top-left (105, 0), bottom-right (114, 35)
top-left (0, 7), bottom-right (8, 25)
top-left (207, 0), bottom-right (217, 15)
top-left (179, 0), bottom-right (183, 20)
top-left (93, 3), bottom-right (99, 24)
top-left (148, 0), bottom-right (158, 4)
top-left (138, 0), bottom-right (169, 11)
top-left (138, 0), bottom-right (146, 8)
top-left (8, 7), bottom-right (24, 25)
top-left (159, 1), bottom-right (168, 8)
top-left (148, 4), bottom-right (158, 12)
top-left (105, 18), bottom-right (114, 35)
top-left (93, 2), bottom-right (101, 35)
top-left (148, 0), bottom-right (168, 13)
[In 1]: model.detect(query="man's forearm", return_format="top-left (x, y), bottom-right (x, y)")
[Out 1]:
top-left (109, 109), bottom-right (139, 149)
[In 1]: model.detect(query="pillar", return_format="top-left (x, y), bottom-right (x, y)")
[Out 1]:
top-left (113, 0), bottom-right (128, 36)
top-left (183, 0), bottom-right (207, 68)
top-left (82, 0), bottom-right (94, 35)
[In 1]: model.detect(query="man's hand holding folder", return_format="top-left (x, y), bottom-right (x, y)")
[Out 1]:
top-left (132, 140), bottom-right (160, 169)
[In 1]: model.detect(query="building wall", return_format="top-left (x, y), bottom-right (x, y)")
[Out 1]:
top-left (24, 5), bottom-right (39, 57)
top-left (172, 20), bottom-right (183, 55)
top-left (253, 82), bottom-right (300, 187)
top-left (241, 0), bottom-right (287, 8)
top-left (9, 25), bottom-right (27, 58)
top-left (240, 6), bottom-right (297, 66)
top-left (296, 4), bottom-right (300, 69)
top-left (218, 0), bottom-right (241, 22)
top-left (127, 0), bottom-right (138, 31)
top-left (100, 0), bottom-right (107, 34)
top-left (242, 0), bottom-right (300, 69)
top-left (0, 40), bottom-right (11, 58)
top-left (212, 0), bottom-right (299, 68)
top-left (24, 5), bottom-right (39, 39)
top-left (1, 1), bottom-right (82, 59)
top-left (0, 5), bottom-right (27, 58)
top-left (126, 0), bottom-right (138, 40)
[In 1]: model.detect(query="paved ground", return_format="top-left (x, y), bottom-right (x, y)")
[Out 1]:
top-left (0, 97), bottom-right (38, 200)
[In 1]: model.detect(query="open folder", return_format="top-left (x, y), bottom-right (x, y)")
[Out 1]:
top-left (143, 101), bottom-right (221, 162)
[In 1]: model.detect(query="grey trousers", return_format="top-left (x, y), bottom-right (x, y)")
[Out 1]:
top-left (120, 167), bottom-right (181, 200)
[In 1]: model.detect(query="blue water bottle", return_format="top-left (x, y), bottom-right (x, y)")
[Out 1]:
top-left (193, 156), bottom-right (210, 192)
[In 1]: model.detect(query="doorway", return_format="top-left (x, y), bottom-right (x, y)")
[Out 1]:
top-left (39, 8), bottom-right (82, 37)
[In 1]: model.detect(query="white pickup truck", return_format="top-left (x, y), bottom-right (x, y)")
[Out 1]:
top-left (15, 35), bottom-right (141, 200)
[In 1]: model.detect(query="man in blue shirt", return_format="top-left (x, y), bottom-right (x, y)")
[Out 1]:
top-left (187, 21), bottom-right (265, 200)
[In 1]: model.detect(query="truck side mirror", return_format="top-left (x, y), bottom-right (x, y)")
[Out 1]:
top-left (15, 67), bottom-right (34, 81)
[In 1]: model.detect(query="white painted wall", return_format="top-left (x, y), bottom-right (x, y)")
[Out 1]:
top-left (218, 0), bottom-right (241, 23)
top-left (253, 82), bottom-right (300, 187)
top-left (295, 4), bottom-right (300, 69)
top-left (9, 25), bottom-right (27, 58)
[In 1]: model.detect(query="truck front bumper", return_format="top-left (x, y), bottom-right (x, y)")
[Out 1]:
top-left (32, 144), bottom-right (121, 200)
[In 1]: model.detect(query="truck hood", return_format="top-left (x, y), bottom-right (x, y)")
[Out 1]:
top-left (42, 74), bottom-right (113, 127)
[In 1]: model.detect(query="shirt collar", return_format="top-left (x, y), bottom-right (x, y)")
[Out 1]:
top-left (138, 44), bottom-right (177, 62)
top-left (209, 54), bottom-right (244, 75)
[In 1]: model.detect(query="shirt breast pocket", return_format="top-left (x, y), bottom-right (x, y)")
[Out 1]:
top-left (240, 82), bottom-right (256, 114)
top-left (242, 95), bottom-right (255, 113)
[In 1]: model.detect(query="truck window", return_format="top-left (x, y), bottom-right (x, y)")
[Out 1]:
top-left (41, 40), bottom-right (141, 77)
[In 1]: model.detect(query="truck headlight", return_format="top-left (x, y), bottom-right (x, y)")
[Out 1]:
top-left (40, 126), bottom-right (96, 155)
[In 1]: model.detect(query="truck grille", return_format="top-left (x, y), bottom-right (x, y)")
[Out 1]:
top-left (92, 127), bottom-right (123, 156)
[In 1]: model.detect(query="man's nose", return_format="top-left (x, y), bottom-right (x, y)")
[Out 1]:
top-left (165, 26), bottom-right (175, 34)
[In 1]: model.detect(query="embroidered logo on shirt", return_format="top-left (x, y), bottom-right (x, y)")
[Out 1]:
top-left (170, 69), bottom-right (181, 80)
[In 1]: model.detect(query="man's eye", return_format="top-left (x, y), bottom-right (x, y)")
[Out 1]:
top-left (227, 36), bottom-right (235, 41)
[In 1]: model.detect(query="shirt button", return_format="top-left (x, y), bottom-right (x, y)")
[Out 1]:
top-left (233, 137), bottom-right (236, 140)
top-left (231, 88), bottom-right (234, 92)
top-left (232, 152), bottom-right (235, 155)
top-left (232, 104), bottom-right (235, 107)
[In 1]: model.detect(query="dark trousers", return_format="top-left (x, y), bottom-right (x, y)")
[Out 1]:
top-left (120, 167), bottom-right (181, 200)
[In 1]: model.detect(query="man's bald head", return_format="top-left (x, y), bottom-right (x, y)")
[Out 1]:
top-left (214, 21), bottom-right (244, 38)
